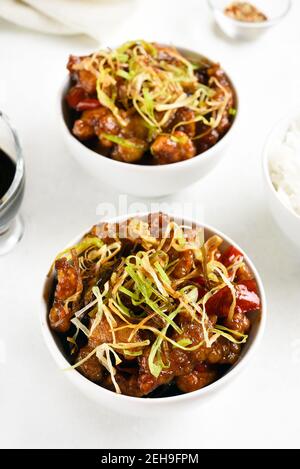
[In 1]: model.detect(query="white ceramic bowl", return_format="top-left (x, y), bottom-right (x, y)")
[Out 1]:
top-left (59, 48), bottom-right (239, 198)
top-left (41, 212), bottom-right (266, 417)
top-left (208, 0), bottom-right (291, 41)
top-left (263, 109), bottom-right (300, 249)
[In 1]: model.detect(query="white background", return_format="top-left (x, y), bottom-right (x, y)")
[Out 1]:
top-left (0, 0), bottom-right (300, 449)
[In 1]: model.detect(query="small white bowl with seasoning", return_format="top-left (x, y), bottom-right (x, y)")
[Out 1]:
top-left (208, 0), bottom-right (291, 40)
top-left (263, 109), bottom-right (300, 249)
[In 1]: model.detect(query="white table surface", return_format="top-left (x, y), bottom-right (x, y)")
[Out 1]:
top-left (1, 0), bottom-right (300, 450)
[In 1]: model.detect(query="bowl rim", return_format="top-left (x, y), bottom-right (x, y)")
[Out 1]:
top-left (41, 211), bottom-right (267, 405)
top-left (207, 0), bottom-right (292, 29)
top-left (262, 107), bottom-right (300, 221)
top-left (59, 45), bottom-right (239, 173)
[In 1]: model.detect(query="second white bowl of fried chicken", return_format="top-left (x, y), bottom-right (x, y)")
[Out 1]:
top-left (60, 40), bottom-right (238, 197)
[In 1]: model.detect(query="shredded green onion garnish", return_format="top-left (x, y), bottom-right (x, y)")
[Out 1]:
top-left (52, 217), bottom-right (253, 391)
top-left (176, 338), bottom-right (193, 348)
top-left (213, 325), bottom-right (248, 344)
top-left (72, 40), bottom-right (232, 138)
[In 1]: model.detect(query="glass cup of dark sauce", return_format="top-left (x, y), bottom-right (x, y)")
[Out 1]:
top-left (0, 112), bottom-right (25, 255)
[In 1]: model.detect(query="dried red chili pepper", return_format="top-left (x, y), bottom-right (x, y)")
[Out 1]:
top-left (221, 245), bottom-right (243, 267)
top-left (206, 280), bottom-right (260, 317)
top-left (235, 280), bottom-right (260, 314)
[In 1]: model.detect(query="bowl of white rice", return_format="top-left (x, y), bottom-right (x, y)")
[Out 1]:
top-left (263, 109), bottom-right (300, 248)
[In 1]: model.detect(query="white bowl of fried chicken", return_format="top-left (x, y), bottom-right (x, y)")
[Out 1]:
top-left (41, 213), bottom-right (266, 416)
top-left (59, 41), bottom-right (238, 197)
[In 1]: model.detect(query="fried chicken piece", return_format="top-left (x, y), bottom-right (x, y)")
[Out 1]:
top-left (88, 316), bottom-right (139, 351)
top-left (172, 249), bottom-right (194, 279)
top-left (94, 109), bottom-right (120, 141)
top-left (176, 364), bottom-right (217, 393)
top-left (169, 108), bottom-right (196, 138)
top-left (196, 128), bottom-right (220, 154)
top-left (49, 302), bottom-right (69, 334)
top-left (73, 119), bottom-right (94, 140)
top-left (173, 320), bottom-right (205, 349)
top-left (67, 54), bottom-right (86, 73)
top-left (73, 107), bottom-right (120, 145)
top-left (122, 113), bottom-right (149, 141)
top-left (193, 62), bottom-right (235, 154)
top-left (77, 306), bottom-right (145, 384)
top-left (67, 55), bottom-right (97, 94)
top-left (172, 316), bottom-right (241, 366)
top-left (138, 346), bottom-right (192, 396)
top-left (224, 312), bottom-right (251, 335)
top-left (78, 70), bottom-right (97, 94)
top-left (103, 372), bottom-right (144, 397)
top-left (151, 131), bottom-right (196, 164)
top-left (49, 253), bottom-right (82, 333)
top-left (194, 337), bottom-right (241, 365)
top-left (76, 314), bottom-right (142, 384)
top-left (54, 257), bottom-right (80, 300)
top-left (77, 345), bottom-right (103, 383)
top-left (111, 138), bottom-right (147, 163)
top-left (154, 44), bottom-right (183, 67)
top-left (208, 64), bottom-right (235, 135)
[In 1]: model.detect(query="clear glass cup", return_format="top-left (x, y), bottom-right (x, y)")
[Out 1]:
top-left (0, 112), bottom-right (25, 255)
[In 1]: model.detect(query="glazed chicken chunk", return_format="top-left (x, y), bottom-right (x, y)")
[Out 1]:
top-left (64, 41), bottom-right (236, 165)
top-left (48, 216), bottom-right (259, 398)
top-left (151, 131), bottom-right (196, 164)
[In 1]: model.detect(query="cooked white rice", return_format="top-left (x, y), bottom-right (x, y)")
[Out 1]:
top-left (269, 116), bottom-right (300, 217)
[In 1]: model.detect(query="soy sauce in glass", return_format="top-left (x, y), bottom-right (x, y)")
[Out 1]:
top-left (0, 112), bottom-right (25, 255)
top-left (0, 149), bottom-right (16, 199)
